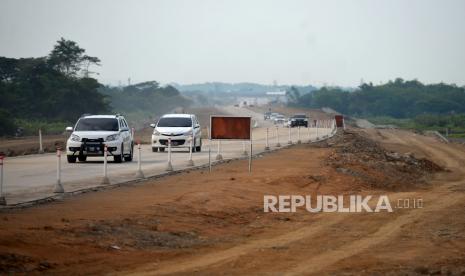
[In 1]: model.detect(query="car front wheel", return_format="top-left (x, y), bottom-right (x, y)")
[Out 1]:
top-left (114, 144), bottom-right (124, 163)
top-left (195, 139), bottom-right (202, 152)
top-left (124, 143), bottom-right (133, 162)
top-left (67, 155), bottom-right (77, 163)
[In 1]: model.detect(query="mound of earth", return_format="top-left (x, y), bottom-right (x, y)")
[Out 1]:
top-left (325, 130), bottom-right (443, 190)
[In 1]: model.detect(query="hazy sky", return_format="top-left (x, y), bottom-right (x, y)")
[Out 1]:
top-left (1, 0), bottom-right (465, 86)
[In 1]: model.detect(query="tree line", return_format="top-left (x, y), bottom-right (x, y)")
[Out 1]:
top-left (288, 78), bottom-right (465, 118)
top-left (0, 38), bottom-right (187, 136)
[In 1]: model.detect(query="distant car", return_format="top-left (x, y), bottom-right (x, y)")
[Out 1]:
top-left (264, 112), bottom-right (272, 120)
top-left (65, 114), bottom-right (133, 163)
top-left (150, 114), bottom-right (202, 152)
top-left (234, 104), bottom-right (239, 107)
top-left (288, 114), bottom-right (309, 127)
top-left (273, 115), bottom-right (286, 125)
top-left (269, 112), bottom-right (280, 121)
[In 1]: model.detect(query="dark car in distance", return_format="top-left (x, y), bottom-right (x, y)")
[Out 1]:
top-left (288, 114), bottom-right (309, 127)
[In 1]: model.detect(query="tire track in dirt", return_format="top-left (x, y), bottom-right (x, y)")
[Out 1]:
top-left (284, 130), bottom-right (465, 275)
top-left (122, 130), bottom-right (465, 275)
top-left (122, 215), bottom-right (346, 275)
top-left (285, 189), bottom-right (465, 275)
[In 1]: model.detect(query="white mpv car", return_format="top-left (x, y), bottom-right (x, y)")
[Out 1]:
top-left (66, 115), bottom-right (134, 163)
top-left (150, 114), bottom-right (202, 152)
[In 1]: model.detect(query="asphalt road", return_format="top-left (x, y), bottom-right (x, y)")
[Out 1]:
top-left (1, 107), bottom-right (334, 205)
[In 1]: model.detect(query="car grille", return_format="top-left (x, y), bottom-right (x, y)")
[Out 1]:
top-left (82, 138), bottom-right (104, 142)
top-left (159, 139), bottom-right (185, 146)
top-left (161, 133), bottom-right (183, 136)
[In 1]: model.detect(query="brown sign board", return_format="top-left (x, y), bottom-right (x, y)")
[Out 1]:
top-left (210, 116), bottom-right (251, 140)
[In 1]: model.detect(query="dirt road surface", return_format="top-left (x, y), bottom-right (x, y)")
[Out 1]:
top-left (1, 127), bottom-right (465, 275)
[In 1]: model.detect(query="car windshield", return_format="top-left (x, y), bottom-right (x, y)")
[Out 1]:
top-left (75, 118), bottom-right (119, 131)
top-left (157, 117), bottom-right (192, 127)
top-left (293, 115), bottom-right (307, 118)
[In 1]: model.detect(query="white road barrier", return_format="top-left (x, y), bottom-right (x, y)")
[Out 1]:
top-left (187, 136), bottom-right (194, 167)
top-left (265, 128), bottom-right (270, 151)
top-left (297, 126), bottom-right (301, 144)
top-left (307, 125), bottom-right (311, 142)
top-left (38, 129), bottom-right (44, 154)
top-left (288, 126), bottom-right (292, 145)
top-left (316, 120), bottom-right (320, 140)
top-left (54, 148), bottom-right (64, 193)
top-left (0, 155), bottom-right (6, 205)
top-left (101, 145), bottom-right (110, 184)
top-left (242, 141), bottom-right (248, 156)
top-left (135, 142), bottom-right (145, 178)
top-left (166, 138), bottom-right (173, 171)
top-left (276, 126), bottom-right (281, 147)
top-left (216, 140), bottom-right (223, 160)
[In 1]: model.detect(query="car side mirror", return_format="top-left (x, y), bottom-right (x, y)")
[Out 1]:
top-left (194, 124), bottom-right (200, 129)
top-left (150, 123), bottom-right (156, 128)
top-left (66, 126), bottom-right (73, 132)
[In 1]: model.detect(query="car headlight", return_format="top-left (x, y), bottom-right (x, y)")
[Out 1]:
top-left (184, 130), bottom-right (193, 136)
top-left (106, 134), bottom-right (120, 141)
top-left (153, 130), bottom-right (161, 135)
top-left (70, 134), bottom-right (80, 142)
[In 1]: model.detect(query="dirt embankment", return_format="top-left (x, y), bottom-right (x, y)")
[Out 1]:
top-left (326, 130), bottom-right (443, 190)
top-left (1, 129), bottom-right (464, 275)
top-left (0, 135), bottom-right (66, 157)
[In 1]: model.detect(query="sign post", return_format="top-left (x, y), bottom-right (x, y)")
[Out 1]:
top-left (0, 154), bottom-right (6, 205)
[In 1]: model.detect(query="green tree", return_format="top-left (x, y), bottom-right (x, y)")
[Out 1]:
top-left (48, 38), bottom-right (100, 77)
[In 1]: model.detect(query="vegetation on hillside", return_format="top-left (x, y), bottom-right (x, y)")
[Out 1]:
top-left (100, 81), bottom-right (191, 128)
top-left (288, 79), bottom-right (465, 135)
top-left (0, 38), bottom-right (108, 135)
top-left (290, 78), bottom-right (465, 118)
top-left (0, 39), bottom-right (189, 136)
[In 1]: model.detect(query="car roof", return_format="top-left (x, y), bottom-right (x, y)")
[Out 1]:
top-left (82, 115), bottom-right (120, 119)
top-left (161, 114), bottom-right (193, 118)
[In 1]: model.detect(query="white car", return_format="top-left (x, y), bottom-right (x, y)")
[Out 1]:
top-left (66, 115), bottom-right (133, 163)
top-left (269, 112), bottom-right (280, 121)
top-left (273, 115), bottom-right (286, 125)
top-left (150, 114), bottom-right (202, 152)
